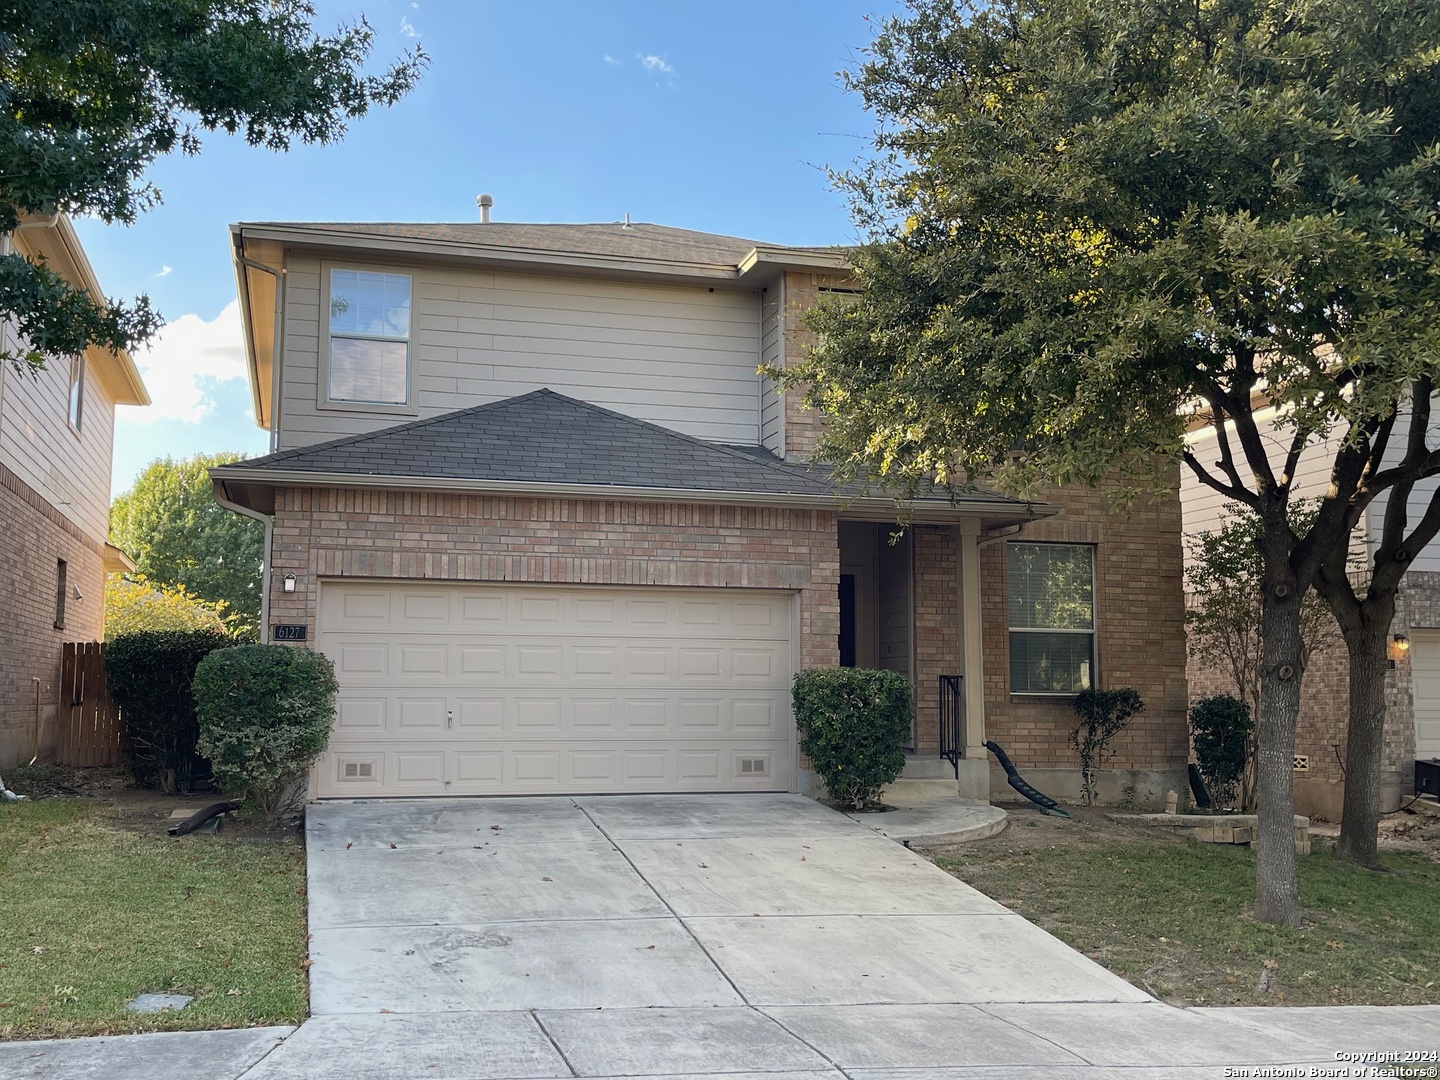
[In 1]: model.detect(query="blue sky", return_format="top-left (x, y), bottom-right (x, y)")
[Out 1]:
top-left (74, 0), bottom-right (901, 496)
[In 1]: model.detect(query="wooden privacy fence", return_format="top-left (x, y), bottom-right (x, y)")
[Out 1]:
top-left (57, 641), bottom-right (125, 767)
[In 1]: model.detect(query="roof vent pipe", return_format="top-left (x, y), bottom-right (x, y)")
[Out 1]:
top-left (477, 194), bottom-right (494, 223)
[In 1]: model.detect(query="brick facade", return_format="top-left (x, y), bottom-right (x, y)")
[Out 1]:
top-left (977, 479), bottom-right (1190, 773)
top-left (0, 462), bottom-right (104, 766)
top-left (268, 488), bottom-right (841, 672)
top-left (780, 271), bottom-right (844, 461)
top-left (1187, 572), bottom-right (1432, 819)
top-left (913, 525), bottom-right (960, 752)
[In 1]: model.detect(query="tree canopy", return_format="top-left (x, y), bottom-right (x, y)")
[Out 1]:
top-left (1, 0), bottom-right (425, 374)
top-left (774, 0), bottom-right (1440, 925)
top-left (110, 453), bottom-right (265, 633)
top-left (104, 574), bottom-right (228, 639)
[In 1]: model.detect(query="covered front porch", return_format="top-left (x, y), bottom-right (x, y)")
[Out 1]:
top-left (836, 496), bottom-right (1057, 801)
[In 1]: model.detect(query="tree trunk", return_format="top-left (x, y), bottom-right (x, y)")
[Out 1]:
top-left (1255, 571), bottom-right (1304, 927)
top-left (1334, 598), bottom-right (1395, 869)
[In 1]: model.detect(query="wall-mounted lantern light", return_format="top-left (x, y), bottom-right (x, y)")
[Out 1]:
top-left (282, 573), bottom-right (297, 593)
top-left (1394, 633), bottom-right (1410, 653)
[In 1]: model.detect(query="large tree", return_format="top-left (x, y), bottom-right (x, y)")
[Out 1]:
top-left (775, 0), bottom-right (1440, 924)
top-left (111, 453), bottom-right (265, 633)
top-left (1, 0), bottom-right (425, 373)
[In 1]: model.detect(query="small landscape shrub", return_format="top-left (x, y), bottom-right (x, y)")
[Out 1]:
top-left (194, 645), bottom-right (338, 825)
top-left (106, 629), bottom-right (231, 793)
top-left (1189, 694), bottom-right (1253, 809)
top-left (1069, 687), bottom-right (1145, 806)
top-left (792, 667), bottom-right (912, 812)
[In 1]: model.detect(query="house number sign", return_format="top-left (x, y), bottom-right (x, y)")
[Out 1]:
top-left (272, 624), bottom-right (308, 642)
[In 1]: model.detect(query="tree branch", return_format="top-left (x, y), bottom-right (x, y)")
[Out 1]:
top-left (1184, 450), bottom-right (1260, 508)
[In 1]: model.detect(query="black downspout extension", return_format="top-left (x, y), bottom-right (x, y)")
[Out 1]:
top-left (984, 740), bottom-right (1071, 818)
top-left (168, 800), bottom-right (243, 836)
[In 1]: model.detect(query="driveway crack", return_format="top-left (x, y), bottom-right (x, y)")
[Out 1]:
top-left (572, 800), bottom-right (752, 1007)
top-left (528, 1009), bottom-right (580, 1077)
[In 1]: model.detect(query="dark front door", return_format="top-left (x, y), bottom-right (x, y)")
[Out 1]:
top-left (839, 573), bottom-right (857, 667)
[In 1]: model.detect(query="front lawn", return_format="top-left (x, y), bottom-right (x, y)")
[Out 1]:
top-left (927, 811), bottom-right (1440, 1007)
top-left (0, 798), bottom-right (308, 1039)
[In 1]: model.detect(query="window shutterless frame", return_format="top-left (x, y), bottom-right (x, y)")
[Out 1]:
top-left (67, 355), bottom-right (84, 433)
top-left (317, 263), bottom-right (417, 415)
top-left (1006, 541), bottom-right (1098, 696)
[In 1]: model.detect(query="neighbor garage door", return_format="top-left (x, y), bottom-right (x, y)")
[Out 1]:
top-left (315, 581), bottom-right (797, 797)
top-left (1412, 628), bottom-right (1440, 760)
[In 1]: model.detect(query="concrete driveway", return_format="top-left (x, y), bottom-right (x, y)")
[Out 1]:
top-left (213, 793), bottom-right (1439, 1078)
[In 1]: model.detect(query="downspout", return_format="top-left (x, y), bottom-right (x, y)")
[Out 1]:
top-left (213, 482), bottom-right (273, 645)
top-left (235, 255), bottom-right (285, 453)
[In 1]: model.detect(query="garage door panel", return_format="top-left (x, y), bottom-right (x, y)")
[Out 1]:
top-left (318, 583), bottom-right (795, 797)
top-left (398, 643), bottom-right (448, 676)
top-left (1413, 629), bottom-right (1440, 759)
top-left (335, 697), bottom-right (386, 731)
top-left (397, 697), bottom-right (447, 729)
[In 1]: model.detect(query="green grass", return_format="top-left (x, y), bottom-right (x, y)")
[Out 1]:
top-left (0, 800), bottom-right (307, 1039)
top-left (932, 839), bottom-right (1440, 1006)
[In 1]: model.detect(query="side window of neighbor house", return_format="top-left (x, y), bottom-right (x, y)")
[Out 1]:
top-left (55, 558), bottom-right (67, 630)
top-left (68, 355), bottom-right (84, 431)
top-left (1008, 542), bottom-right (1095, 694)
top-left (327, 270), bottom-right (412, 406)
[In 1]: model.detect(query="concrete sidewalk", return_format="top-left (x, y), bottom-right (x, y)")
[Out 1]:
top-left (2, 1003), bottom-right (1436, 1078)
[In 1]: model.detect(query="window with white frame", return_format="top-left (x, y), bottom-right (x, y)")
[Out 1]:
top-left (326, 269), bottom-right (412, 406)
top-left (67, 355), bottom-right (84, 431)
top-left (1008, 542), bottom-right (1095, 694)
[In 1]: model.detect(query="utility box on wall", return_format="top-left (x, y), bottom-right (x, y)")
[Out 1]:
top-left (1416, 758), bottom-right (1440, 799)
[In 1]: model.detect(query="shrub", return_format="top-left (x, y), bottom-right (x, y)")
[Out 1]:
top-left (106, 629), bottom-right (231, 793)
top-left (792, 667), bottom-right (912, 811)
top-left (1189, 694), bottom-right (1253, 809)
top-left (194, 645), bottom-right (338, 825)
top-left (1069, 687), bottom-right (1145, 806)
top-left (103, 573), bottom-right (228, 639)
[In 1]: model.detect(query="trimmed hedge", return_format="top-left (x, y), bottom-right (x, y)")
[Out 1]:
top-left (792, 667), bottom-right (912, 811)
top-left (1189, 694), bottom-right (1253, 809)
top-left (105, 630), bottom-right (231, 793)
top-left (194, 645), bottom-right (338, 824)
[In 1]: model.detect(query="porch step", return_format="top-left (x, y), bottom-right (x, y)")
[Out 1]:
top-left (882, 777), bottom-right (960, 802)
top-left (900, 756), bottom-right (959, 780)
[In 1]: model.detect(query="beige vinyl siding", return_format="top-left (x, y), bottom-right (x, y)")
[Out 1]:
top-left (1364, 403), bottom-right (1440, 574)
top-left (0, 319), bottom-right (116, 544)
top-left (759, 278), bottom-right (784, 455)
top-left (279, 257), bottom-right (766, 449)
top-left (1180, 412), bottom-right (1348, 566)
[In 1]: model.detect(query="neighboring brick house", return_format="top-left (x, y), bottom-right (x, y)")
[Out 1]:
top-left (213, 219), bottom-right (1188, 802)
top-left (1182, 418), bottom-right (1436, 819)
top-left (0, 215), bottom-right (149, 767)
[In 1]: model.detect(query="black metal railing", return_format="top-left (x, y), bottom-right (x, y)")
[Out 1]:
top-left (939, 674), bottom-right (964, 778)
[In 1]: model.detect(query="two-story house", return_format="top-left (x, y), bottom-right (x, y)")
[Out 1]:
top-left (212, 218), bottom-right (1189, 803)
top-left (1183, 413), bottom-right (1440, 819)
top-left (0, 214), bottom-right (150, 766)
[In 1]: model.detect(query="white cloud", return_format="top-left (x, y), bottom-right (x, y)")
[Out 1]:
top-left (400, 15), bottom-right (418, 37)
top-left (603, 53), bottom-right (622, 66)
top-left (638, 54), bottom-right (675, 75)
top-left (155, 264), bottom-right (172, 278)
top-left (128, 301), bottom-right (248, 425)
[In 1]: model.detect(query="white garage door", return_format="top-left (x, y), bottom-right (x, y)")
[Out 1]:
top-left (1412, 628), bottom-right (1440, 760)
top-left (315, 581), bottom-right (797, 797)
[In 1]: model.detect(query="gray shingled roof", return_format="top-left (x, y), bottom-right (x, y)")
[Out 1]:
top-left (217, 389), bottom-right (1033, 510)
top-left (222, 390), bottom-right (843, 496)
top-left (241, 221), bottom-right (846, 267)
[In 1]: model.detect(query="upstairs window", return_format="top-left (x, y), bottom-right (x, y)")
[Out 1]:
top-left (326, 269), bottom-right (411, 406)
top-left (1008, 542), bottom-right (1095, 694)
top-left (67, 355), bottom-right (84, 431)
